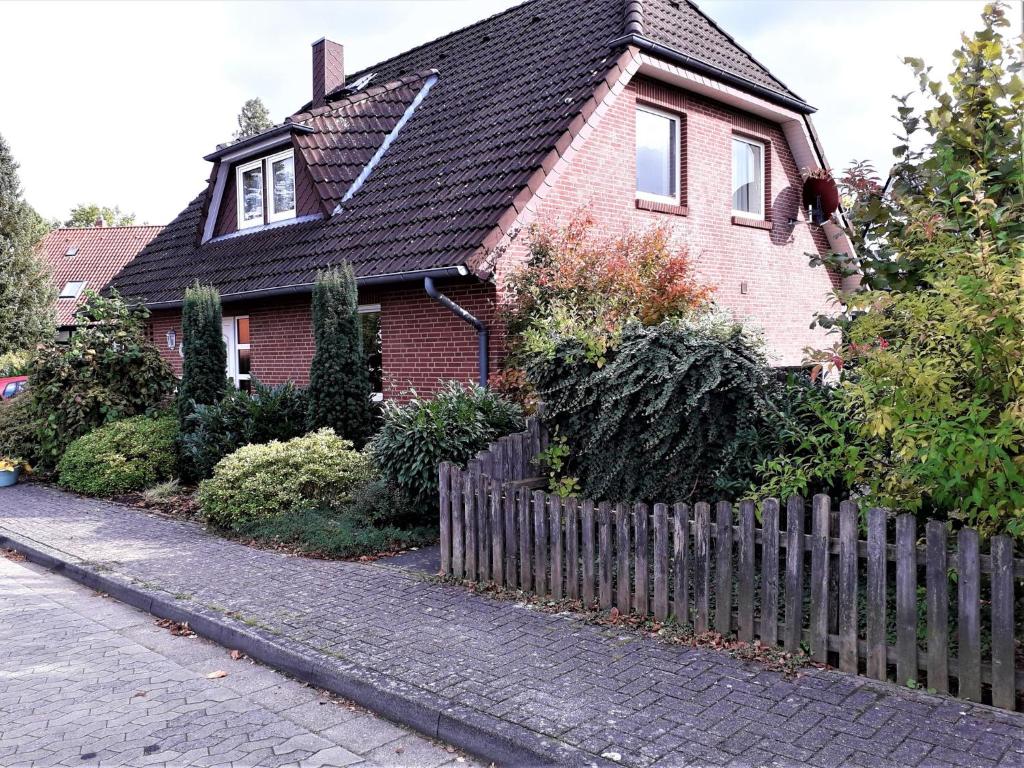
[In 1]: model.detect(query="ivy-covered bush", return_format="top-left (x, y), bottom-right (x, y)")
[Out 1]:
top-left (198, 429), bottom-right (371, 530)
top-left (370, 382), bottom-right (525, 514)
top-left (178, 380), bottom-right (308, 481)
top-left (29, 291), bottom-right (175, 466)
top-left (56, 415), bottom-right (177, 496)
top-left (528, 312), bottom-right (779, 503)
top-left (0, 394), bottom-right (39, 464)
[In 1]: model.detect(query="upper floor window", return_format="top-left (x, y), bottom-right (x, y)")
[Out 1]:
top-left (732, 136), bottom-right (764, 218)
top-left (636, 106), bottom-right (679, 203)
top-left (236, 149), bottom-right (296, 230)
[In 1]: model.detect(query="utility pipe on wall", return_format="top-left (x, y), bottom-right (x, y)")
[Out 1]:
top-left (423, 276), bottom-right (489, 388)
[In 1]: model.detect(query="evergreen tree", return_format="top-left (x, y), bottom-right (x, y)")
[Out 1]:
top-left (233, 98), bottom-right (274, 139)
top-left (0, 132), bottom-right (54, 354)
top-left (178, 284), bottom-right (226, 479)
top-left (307, 264), bottom-right (373, 447)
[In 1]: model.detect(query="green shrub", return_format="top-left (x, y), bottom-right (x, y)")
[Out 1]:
top-left (0, 394), bottom-right (39, 464)
top-left (29, 291), bottom-right (175, 466)
top-left (179, 380), bottom-right (308, 480)
top-left (178, 284), bottom-right (227, 481)
top-left (57, 415), bottom-right (178, 496)
top-left (527, 312), bottom-right (779, 504)
top-left (198, 429), bottom-right (371, 529)
top-left (0, 349), bottom-right (30, 377)
top-left (370, 381), bottom-right (525, 514)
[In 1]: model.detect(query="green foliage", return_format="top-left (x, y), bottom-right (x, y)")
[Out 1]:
top-left (536, 434), bottom-right (581, 497)
top-left (234, 98), bottom-right (274, 139)
top-left (235, 507), bottom-right (435, 559)
top-left (198, 429), bottom-right (372, 530)
top-left (178, 284), bottom-right (226, 480)
top-left (0, 132), bottom-right (55, 354)
top-left (57, 415), bottom-right (177, 496)
top-left (307, 265), bottom-right (373, 447)
top-left (63, 203), bottom-right (135, 228)
top-left (29, 291), bottom-right (175, 466)
top-left (339, 475), bottom-right (420, 528)
top-left (370, 381), bottom-right (525, 513)
top-left (528, 313), bottom-right (778, 503)
top-left (178, 380), bottom-right (308, 481)
top-left (0, 349), bottom-right (30, 376)
top-left (0, 394), bottom-right (39, 464)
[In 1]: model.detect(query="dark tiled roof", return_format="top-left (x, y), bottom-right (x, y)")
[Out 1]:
top-left (109, 0), bottom-right (805, 306)
top-left (36, 226), bottom-right (163, 325)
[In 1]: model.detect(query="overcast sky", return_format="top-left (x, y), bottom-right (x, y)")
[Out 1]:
top-left (0, 0), bottom-right (1019, 225)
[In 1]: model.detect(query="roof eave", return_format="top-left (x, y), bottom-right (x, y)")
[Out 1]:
top-left (202, 124), bottom-right (315, 162)
top-left (609, 33), bottom-right (816, 115)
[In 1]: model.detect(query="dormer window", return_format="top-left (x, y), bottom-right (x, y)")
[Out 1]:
top-left (235, 149), bottom-right (295, 230)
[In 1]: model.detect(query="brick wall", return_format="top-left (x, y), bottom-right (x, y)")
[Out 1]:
top-left (497, 76), bottom-right (839, 367)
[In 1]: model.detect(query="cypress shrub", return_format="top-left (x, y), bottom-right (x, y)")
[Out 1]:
top-left (307, 264), bottom-right (372, 447)
top-left (178, 284), bottom-right (226, 481)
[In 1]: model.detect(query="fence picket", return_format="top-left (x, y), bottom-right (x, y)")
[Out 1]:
top-left (866, 507), bottom-right (887, 680)
top-left (582, 500), bottom-right (596, 607)
top-left (783, 496), bottom-right (805, 654)
top-left (634, 503), bottom-right (649, 617)
top-left (737, 500), bottom-right (755, 643)
top-left (504, 484), bottom-right (517, 589)
top-left (828, 505), bottom-right (840, 639)
top-left (672, 503), bottom-right (689, 626)
top-left (511, 434), bottom-right (524, 481)
top-left (654, 504), bottom-right (669, 622)
top-left (957, 528), bottom-right (981, 701)
top-left (533, 491), bottom-right (548, 597)
top-left (439, 463), bottom-right (451, 576)
top-left (694, 502), bottom-right (711, 633)
top-left (464, 472), bottom-right (477, 581)
top-left (490, 478), bottom-right (503, 586)
top-left (566, 498), bottom-right (579, 601)
top-left (518, 488), bottom-right (532, 591)
top-left (550, 495), bottom-right (563, 600)
top-left (990, 536), bottom-right (1015, 711)
top-left (895, 514), bottom-right (917, 686)
top-left (615, 504), bottom-right (631, 614)
top-left (476, 466), bottom-right (489, 582)
top-left (838, 501), bottom-right (858, 674)
top-left (760, 499), bottom-right (779, 645)
top-left (809, 495), bottom-right (830, 663)
top-left (598, 502), bottom-right (612, 609)
top-left (452, 468), bottom-right (464, 579)
top-left (715, 501), bottom-right (733, 635)
top-left (925, 520), bottom-right (948, 694)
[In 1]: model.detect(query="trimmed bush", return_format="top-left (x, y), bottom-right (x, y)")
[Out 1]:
top-left (0, 394), bottom-right (39, 464)
top-left (178, 284), bottom-right (227, 481)
top-left (198, 429), bottom-right (371, 530)
top-left (57, 415), bottom-right (177, 496)
top-left (370, 381), bottom-right (525, 514)
top-left (179, 380), bottom-right (308, 481)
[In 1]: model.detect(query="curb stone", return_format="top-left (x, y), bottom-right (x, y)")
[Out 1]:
top-left (0, 531), bottom-right (612, 768)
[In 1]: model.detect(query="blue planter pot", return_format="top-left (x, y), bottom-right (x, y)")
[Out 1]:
top-left (0, 468), bottom-right (21, 487)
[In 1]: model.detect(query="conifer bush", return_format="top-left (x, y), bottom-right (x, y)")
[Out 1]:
top-left (177, 284), bottom-right (226, 481)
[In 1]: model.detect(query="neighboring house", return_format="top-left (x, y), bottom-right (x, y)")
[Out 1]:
top-left (36, 223), bottom-right (162, 337)
top-left (108, 0), bottom-right (854, 399)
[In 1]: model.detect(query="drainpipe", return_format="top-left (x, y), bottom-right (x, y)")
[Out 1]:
top-left (423, 276), bottom-right (488, 388)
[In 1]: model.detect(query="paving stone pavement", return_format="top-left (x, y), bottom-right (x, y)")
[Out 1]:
top-left (0, 554), bottom-right (478, 768)
top-left (2, 483), bottom-right (1024, 768)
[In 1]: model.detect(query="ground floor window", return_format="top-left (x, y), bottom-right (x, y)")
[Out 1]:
top-left (223, 315), bottom-right (251, 391)
top-left (359, 304), bottom-right (383, 401)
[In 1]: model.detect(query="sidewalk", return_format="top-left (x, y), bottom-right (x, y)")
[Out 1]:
top-left (2, 484), bottom-right (1023, 768)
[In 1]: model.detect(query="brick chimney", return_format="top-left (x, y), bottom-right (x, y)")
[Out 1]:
top-left (94, 216), bottom-right (106, 227)
top-left (312, 38), bottom-right (344, 108)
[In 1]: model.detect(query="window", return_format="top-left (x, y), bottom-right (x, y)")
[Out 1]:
top-left (64, 246), bottom-right (78, 258)
top-left (359, 304), bottom-right (383, 401)
top-left (732, 136), bottom-right (765, 218)
top-left (636, 106), bottom-right (679, 203)
top-left (222, 316), bottom-right (252, 391)
top-left (59, 280), bottom-right (86, 299)
top-left (236, 149), bottom-right (296, 230)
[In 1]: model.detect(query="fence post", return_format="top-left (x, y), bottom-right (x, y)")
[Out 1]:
top-left (653, 504), bottom-right (669, 622)
top-left (837, 500), bottom-right (859, 674)
top-left (565, 498), bottom-right (579, 601)
top-left (714, 501), bottom-right (733, 635)
top-left (634, 503), bottom-right (649, 617)
top-left (598, 502), bottom-right (613, 610)
top-left (737, 500), bottom-right (755, 643)
top-left (490, 478), bottom-right (504, 586)
top-left (760, 499), bottom-right (779, 646)
top-left (439, 463), bottom-right (452, 576)
top-left (672, 503), bottom-right (689, 627)
top-left (694, 502), bottom-right (711, 633)
top-left (550, 494), bottom-right (564, 600)
top-left (925, 520), bottom-right (949, 694)
top-left (895, 514), bottom-right (917, 686)
top-left (464, 471), bottom-right (477, 581)
top-left (518, 488), bottom-right (532, 591)
top-left (452, 467), bottom-right (465, 579)
top-left (809, 495), bottom-right (830, 663)
top-left (866, 507), bottom-right (887, 680)
top-left (615, 503), bottom-right (632, 614)
top-left (476, 463), bottom-right (490, 582)
top-left (957, 527), bottom-right (981, 701)
top-left (504, 484), bottom-right (518, 589)
top-left (581, 499), bottom-right (596, 607)
top-left (990, 535), bottom-right (1015, 710)
top-left (533, 491), bottom-right (548, 596)
top-left (783, 496), bottom-right (805, 654)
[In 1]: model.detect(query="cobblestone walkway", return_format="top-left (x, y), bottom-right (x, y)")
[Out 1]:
top-left (2, 484), bottom-right (1023, 768)
top-left (0, 554), bottom-right (475, 768)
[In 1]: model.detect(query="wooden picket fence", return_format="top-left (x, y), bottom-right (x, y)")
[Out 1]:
top-left (438, 465), bottom-right (1024, 712)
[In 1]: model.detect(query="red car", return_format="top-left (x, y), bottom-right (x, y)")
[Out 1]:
top-left (0, 376), bottom-right (27, 400)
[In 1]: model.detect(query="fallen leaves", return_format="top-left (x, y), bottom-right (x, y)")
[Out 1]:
top-left (229, 649), bottom-right (245, 661)
top-left (1, 548), bottom-right (26, 562)
top-left (206, 670), bottom-right (228, 679)
top-left (155, 619), bottom-right (196, 638)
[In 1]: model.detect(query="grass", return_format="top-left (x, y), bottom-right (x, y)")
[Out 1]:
top-left (235, 508), bottom-right (437, 560)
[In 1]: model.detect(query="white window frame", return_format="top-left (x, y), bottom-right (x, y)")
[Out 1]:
top-left (266, 149), bottom-right (297, 223)
top-left (236, 158), bottom-right (265, 230)
top-left (635, 104), bottom-right (681, 206)
top-left (222, 316), bottom-right (251, 390)
top-left (358, 304), bottom-right (384, 402)
top-left (731, 135), bottom-right (766, 219)
top-left (59, 280), bottom-right (86, 299)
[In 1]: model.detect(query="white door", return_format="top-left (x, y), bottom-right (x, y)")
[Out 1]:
top-left (222, 318), bottom-right (237, 386)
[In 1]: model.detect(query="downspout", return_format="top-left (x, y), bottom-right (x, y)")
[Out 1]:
top-left (423, 276), bottom-right (488, 388)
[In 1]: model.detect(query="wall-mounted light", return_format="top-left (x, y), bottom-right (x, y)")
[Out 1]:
top-left (166, 330), bottom-right (176, 350)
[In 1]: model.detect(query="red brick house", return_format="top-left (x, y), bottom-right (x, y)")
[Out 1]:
top-left (35, 223), bottom-right (162, 336)
top-left (108, 0), bottom-right (854, 399)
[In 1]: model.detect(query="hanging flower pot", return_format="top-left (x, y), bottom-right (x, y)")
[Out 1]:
top-left (0, 457), bottom-right (29, 487)
top-left (802, 172), bottom-right (840, 224)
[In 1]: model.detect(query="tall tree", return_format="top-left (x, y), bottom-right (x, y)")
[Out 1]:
top-left (234, 98), bottom-right (274, 139)
top-left (307, 264), bottom-right (373, 447)
top-left (64, 203), bottom-right (135, 228)
top-left (0, 132), bottom-right (54, 354)
top-left (178, 284), bottom-right (226, 481)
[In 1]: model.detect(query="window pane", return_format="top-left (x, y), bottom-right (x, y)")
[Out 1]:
top-left (271, 155), bottom-right (295, 214)
top-left (732, 139), bottom-right (763, 214)
top-left (361, 311), bottom-right (383, 394)
top-left (241, 166), bottom-right (263, 222)
top-left (636, 109), bottom-right (676, 198)
top-left (237, 348), bottom-right (251, 376)
top-left (239, 378), bottom-right (252, 393)
top-left (236, 317), bottom-right (250, 345)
